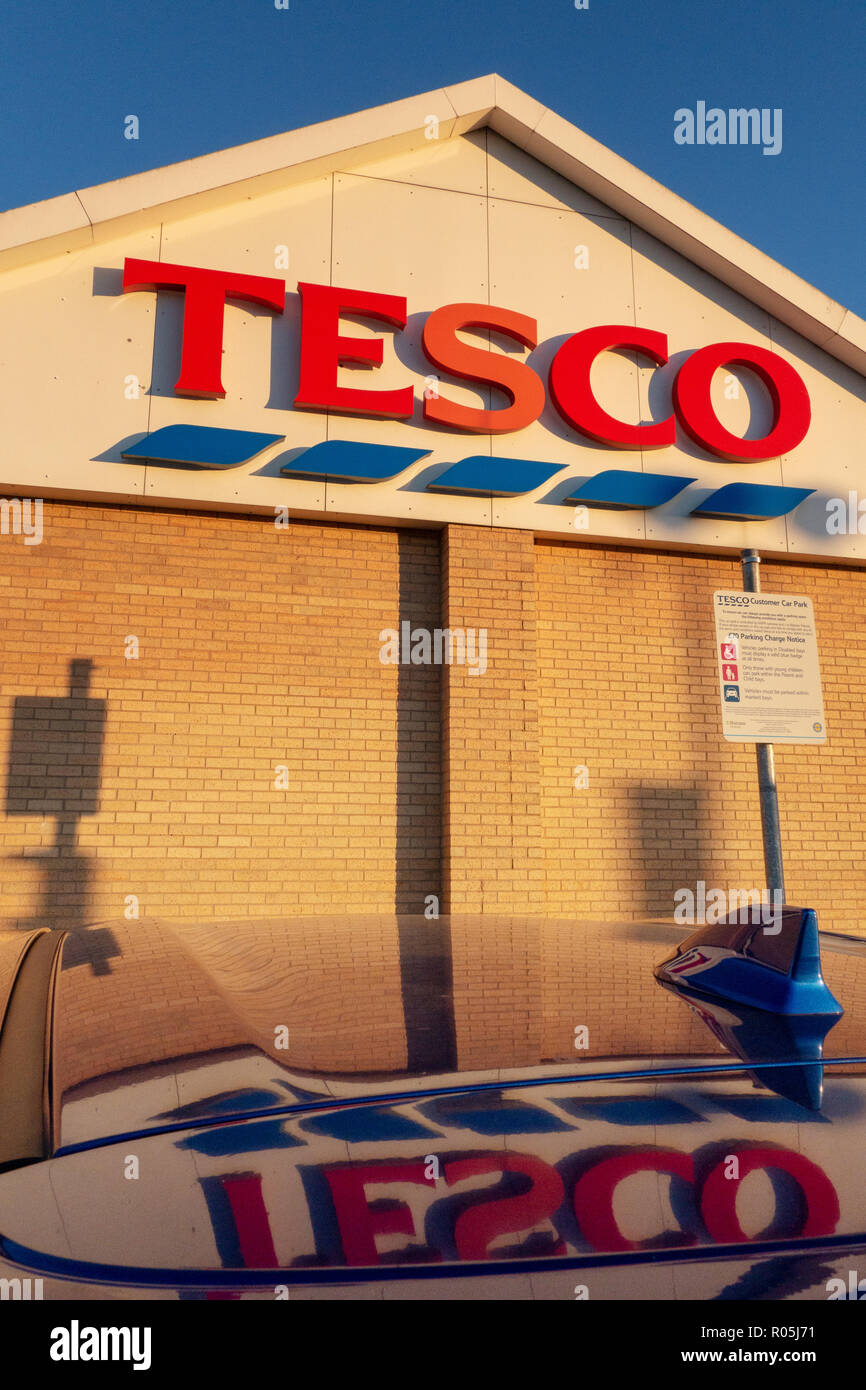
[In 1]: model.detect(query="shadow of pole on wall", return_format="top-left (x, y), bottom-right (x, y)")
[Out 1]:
top-left (5, 657), bottom-right (120, 973)
top-left (630, 780), bottom-right (709, 921)
top-left (394, 532), bottom-right (442, 917)
top-left (394, 533), bottom-right (457, 1072)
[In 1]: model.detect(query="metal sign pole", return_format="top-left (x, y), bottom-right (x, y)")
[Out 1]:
top-left (740, 548), bottom-right (786, 902)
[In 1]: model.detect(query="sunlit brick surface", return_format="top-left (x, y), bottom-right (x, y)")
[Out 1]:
top-left (441, 525), bottom-right (541, 913)
top-left (0, 503), bottom-right (440, 925)
top-left (535, 542), bottom-right (866, 935)
top-left (0, 504), bottom-right (864, 935)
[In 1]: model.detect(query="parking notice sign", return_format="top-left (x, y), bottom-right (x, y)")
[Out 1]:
top-left (713, 591), bottom-right (826, 743)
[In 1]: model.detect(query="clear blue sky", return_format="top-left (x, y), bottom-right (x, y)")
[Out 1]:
top-left (2, 0), bottom-right (864, 313)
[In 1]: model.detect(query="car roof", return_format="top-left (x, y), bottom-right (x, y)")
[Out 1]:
top-left (35, 914), bottom-right (866, 1151)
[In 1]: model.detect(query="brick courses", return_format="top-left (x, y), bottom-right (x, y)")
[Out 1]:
top-left (535, 541), bottom-right (866, 934)
top-left (0, 503), bottom-right (440, 925)
top-left (0, 502), bottom-right (864, 935)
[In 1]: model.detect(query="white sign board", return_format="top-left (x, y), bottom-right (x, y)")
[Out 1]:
top-left (713, 591), bottom-right (826, 743)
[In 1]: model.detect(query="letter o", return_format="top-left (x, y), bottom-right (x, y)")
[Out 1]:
top-left (699, 1146), bottom-right (839, 1243)
top-left (673, 342), bottom-right (810, 461)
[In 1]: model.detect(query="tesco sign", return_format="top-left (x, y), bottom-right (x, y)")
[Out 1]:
top-left (122, 257), bottom-right (812, 464)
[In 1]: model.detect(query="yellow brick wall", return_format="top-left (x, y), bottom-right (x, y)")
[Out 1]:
top-left (441, 525), bottom-right (542, 913)
top-left (1, 505), bottom-right (864, 937)
top-left (0, 503), bottom-right (441, 926)
top-left (535, 542), bottom-right (866, 934)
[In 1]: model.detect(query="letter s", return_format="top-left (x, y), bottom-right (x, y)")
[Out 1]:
top-left (444, 1154), bottom-right (565, 1260)
top-left (422, 303), bottom-right (545, 434)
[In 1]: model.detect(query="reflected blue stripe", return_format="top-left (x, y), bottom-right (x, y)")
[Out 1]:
top-left (176, 1119), bottom-right (303, 1156)
top-left (52, 1056), bottom-right (866, 1159)
top-left (299, 1109), bottom-right (435, 1141)
top-left (417, 1095), bottom-right (572, 1134)
top-left (4, 1230), bottom-right (866, 1288)
top-left (557, 1097), bottom-right (700, 1126)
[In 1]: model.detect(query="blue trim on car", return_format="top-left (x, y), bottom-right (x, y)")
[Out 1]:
top-left (51, 1055), bottom-right (866, 1159)
top-left (4, 1230), bottom-right (866, 1289)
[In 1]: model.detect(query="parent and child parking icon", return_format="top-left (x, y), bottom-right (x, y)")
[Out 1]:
top-left (721, 638), bottom-right (740, 701)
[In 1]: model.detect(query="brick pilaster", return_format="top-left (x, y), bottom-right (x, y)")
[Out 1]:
top-left (440, 525), bottom-right (542, 913)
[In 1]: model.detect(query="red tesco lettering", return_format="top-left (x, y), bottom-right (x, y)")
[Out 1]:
top-left (122, 259), bottom-right (811, 462)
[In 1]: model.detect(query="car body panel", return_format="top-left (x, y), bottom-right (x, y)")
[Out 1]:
top-left (2, 913), bottom-right (866, 1298)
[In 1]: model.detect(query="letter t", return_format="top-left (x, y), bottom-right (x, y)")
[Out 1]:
top-left (122, 257), bottom-right (286, 397)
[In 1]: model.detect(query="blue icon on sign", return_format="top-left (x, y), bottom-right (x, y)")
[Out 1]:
top-left (724, 685), bottom-right (740, 702)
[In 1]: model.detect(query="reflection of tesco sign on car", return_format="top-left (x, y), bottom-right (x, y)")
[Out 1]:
top-left (122, 258), bottom-right (812, 463)
top-left (209, 1141), bottom-right (839, 1268)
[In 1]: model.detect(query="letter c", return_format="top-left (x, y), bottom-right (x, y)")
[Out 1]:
top-left (573, 1149), bottom-right (695, 1250)
top-left (549, 325), bottom-right (675, 448)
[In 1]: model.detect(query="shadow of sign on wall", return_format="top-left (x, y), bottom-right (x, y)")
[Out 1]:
top-left (4, 658), bottom-right (119, 973)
